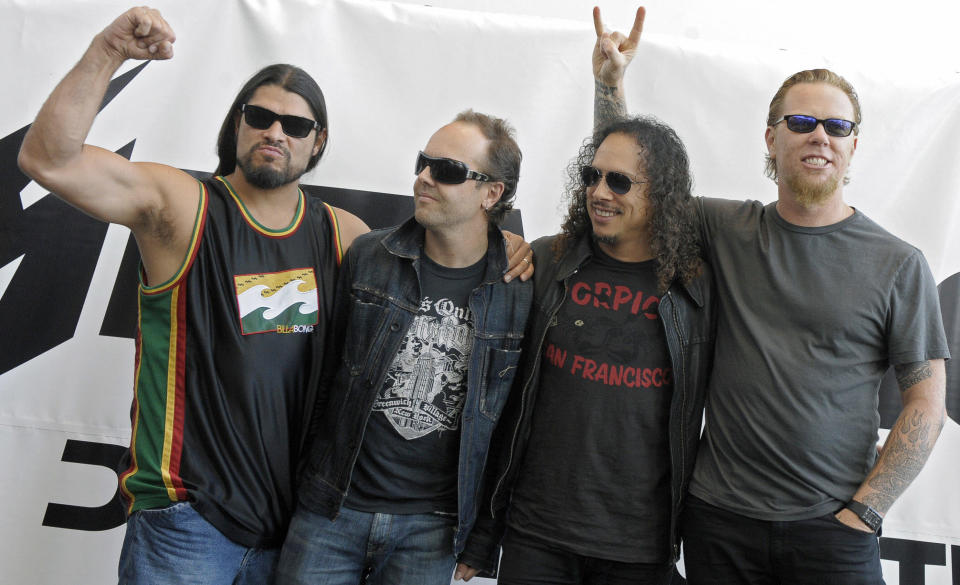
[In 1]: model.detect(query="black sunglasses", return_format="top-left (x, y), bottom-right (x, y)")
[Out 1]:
top-left (580, 165), bottom-right (644, 195)
top-left (415, 152), bottom-right (492, 184)
top-left (773, 114), bottom-right (857, 138)
top-left (240, 104), bottom-right (320, 138)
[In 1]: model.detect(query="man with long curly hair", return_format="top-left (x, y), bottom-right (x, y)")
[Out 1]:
top-left (455, 36), bottom-right (716, 583)
top-left (592, 7), bottom-right (948, 585)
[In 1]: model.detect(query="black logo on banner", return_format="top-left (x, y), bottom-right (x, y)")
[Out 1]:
top-left (41, 440), bottom-right (127, 531)
top-left (878, 273), bottom-right (960, 428)
top-left (0, 63), bottom-right (147, 376)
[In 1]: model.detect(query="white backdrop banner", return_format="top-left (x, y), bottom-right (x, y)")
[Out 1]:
top-left (1, 1), bottom-right (959, 584)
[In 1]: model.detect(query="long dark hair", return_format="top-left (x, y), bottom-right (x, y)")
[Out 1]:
top-left (556, 115), bottom-right (701, 292)
top-left (214, 64), bottom-right (328, 176)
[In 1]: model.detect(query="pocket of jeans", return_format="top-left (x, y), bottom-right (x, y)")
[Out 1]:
top-left (131, 501), bottom-right (200, 533)
top-left (822, 512), bottom-right (876, 537)
top-left (431, 510), bottom-right (458, 525)
top-left (137, 501), bottom-right (193, 517)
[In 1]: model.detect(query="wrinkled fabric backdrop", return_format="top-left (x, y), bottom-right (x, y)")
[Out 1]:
top-left (2, 1), bottom-right (959, 583)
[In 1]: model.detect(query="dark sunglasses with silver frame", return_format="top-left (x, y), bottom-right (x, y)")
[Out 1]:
top-left (415, 151), bottom-right (493, 185)
top-left (580, 165), bottom-right (645, 196)
top-left (240, 104), bottom-right (320, 139)
top-left (773, 114), bottom-right (857, 137)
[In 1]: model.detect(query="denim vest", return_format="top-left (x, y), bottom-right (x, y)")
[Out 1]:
top-left (297, 217), bottom-right (533, 557)
top-left (460, 233), bottom-right (716, 573)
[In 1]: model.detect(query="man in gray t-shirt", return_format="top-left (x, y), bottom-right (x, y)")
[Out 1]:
top-left (594, 8), bottom-right (948, 584)
top-left (691, 197), bottom-right (948, 525)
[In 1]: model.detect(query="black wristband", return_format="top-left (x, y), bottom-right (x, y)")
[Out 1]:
top-left (845, 500), bottom-right (883, 532)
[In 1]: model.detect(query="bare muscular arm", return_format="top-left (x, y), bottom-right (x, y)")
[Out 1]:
top-left (17, 6), bottom-right (197, 285)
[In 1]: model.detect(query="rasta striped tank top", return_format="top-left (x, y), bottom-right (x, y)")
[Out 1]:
top-left (119, 176), bottom-right (342, 547)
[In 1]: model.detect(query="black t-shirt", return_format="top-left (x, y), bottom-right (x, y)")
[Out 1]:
top-left (346, 252), bottom-right (486, 514)
top-left (508, 242), bottom-right (673, 562)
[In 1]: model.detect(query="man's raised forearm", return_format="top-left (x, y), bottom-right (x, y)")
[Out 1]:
top-left (19, 37), bottom-right (125, 177)
top-left (590, 7), bottom-right (644, 132)
top-left (19, 7), bottom-right (175, 183)
top-left (594, 79), bottom-right (628, 133)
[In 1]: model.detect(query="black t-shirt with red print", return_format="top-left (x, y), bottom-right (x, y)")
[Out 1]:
top-left (508, 240), bottom-right (673, 563)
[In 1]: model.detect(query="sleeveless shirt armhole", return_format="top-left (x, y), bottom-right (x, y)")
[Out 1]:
top-left (140, 180), bottom-right (210, 294)
top-left (322, 202), bottom-right (344, 266)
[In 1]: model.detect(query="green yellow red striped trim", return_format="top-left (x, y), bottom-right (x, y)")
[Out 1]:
top-left (160, 283), bottom-right (187, 501)
top-left (120, 182), bottom-right (205, 512)
top-left (141, 181), bottom-right (209, 294)
top-left (121, 279), bottom-right (189, 512)
top-left (322, 202), bottom-right (344, 266)
top-left (217, 175), bottom-right (304, 238)
top-left (120, 292), bottom-right (146, 512)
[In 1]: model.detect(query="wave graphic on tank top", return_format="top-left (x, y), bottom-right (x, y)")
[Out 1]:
top-left (233, 268), bottom-right (319, 335)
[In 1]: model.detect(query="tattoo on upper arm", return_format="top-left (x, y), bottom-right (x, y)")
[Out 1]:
top-left (894, 360), bottom-right (933, 391)
top-left (594, 81), bottom-right (627, 130)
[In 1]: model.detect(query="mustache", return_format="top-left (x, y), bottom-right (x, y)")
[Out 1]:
top-left (248, 140), bottom-right (290, 159)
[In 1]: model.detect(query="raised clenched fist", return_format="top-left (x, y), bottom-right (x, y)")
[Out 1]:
top-left (98, 6), bottom-right (176, 62)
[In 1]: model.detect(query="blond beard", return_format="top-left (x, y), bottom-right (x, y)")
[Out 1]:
top-left (781, 169), bottom-right (842, 209)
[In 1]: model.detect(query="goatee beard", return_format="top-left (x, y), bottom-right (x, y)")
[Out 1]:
top-left (783, 172), bottom-right (841, 208)
top-left (592, 232), bottom-right (617, 246)
top-left (237, 144), bottom-right (306, 189)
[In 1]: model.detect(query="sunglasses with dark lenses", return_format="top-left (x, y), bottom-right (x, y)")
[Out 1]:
top-left (240, 104), bottom-right (320, 138)
top-left (580, 165), bottom-right (644, 195)
top-left (415, 152), bottom-right (492, 184)
top-left (774, 114), bottom-right (856, 137)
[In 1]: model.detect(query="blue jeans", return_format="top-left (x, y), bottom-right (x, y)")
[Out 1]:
top-left (276, 506), bottom-right (457, 585)
top-left (680, 495), bottom-right (884, 585)
top-left (118, 502), bottom-right (279, 585)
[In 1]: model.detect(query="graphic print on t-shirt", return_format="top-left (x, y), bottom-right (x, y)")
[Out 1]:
top-left (233, 268), bottom-right (319, 335)
top-left (506, 252), bottom-right (674, 563)
top-left (542, 274), bottom-right (671, 390)
top-left (373, 296), bottom-right (474, 439)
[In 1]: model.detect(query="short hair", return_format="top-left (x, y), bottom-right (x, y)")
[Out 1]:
top-left (764, 68), bottom-right (861, 183)
top-left (558, 116), bottom-right (701, 293)
top-left (214, 64), bottom-right (328, 176)
top-left (453, 110), bottom-right (522, 226)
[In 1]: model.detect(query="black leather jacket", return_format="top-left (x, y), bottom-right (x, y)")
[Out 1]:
top-left (459, 233), bottom-right (716, 574)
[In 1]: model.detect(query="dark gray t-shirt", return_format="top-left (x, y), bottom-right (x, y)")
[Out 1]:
top-left (689, 198), bottom-right (950, 521)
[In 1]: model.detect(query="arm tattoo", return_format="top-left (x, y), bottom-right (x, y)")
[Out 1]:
top-left (858, 360), bottom-right (944, 514)
top-left (894, 360), bottom-right (933, 390)
top-left (863, 407), bottom-right (938, 513)
top-left (594, 80), bottom-right (627, 131)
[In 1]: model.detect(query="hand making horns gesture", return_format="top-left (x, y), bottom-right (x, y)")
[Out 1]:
top-left (592, 6), bottom-right (645, 86)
